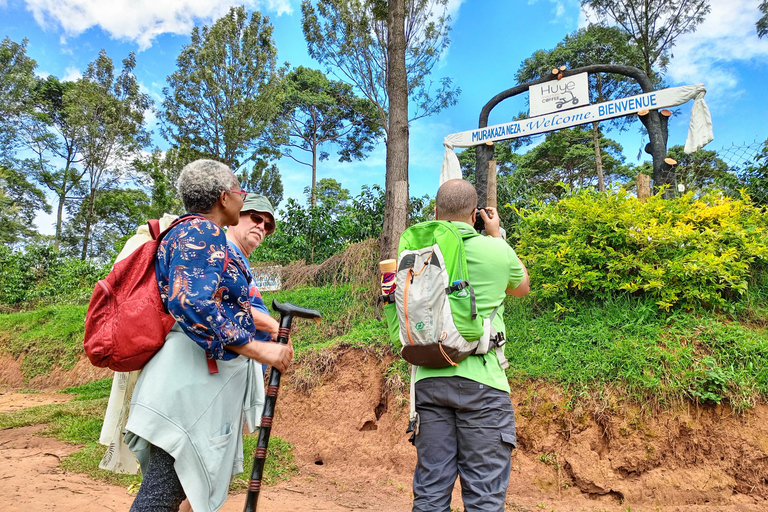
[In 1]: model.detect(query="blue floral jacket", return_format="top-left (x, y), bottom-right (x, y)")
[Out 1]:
top-left (155, 214), bottom-right (255, 360)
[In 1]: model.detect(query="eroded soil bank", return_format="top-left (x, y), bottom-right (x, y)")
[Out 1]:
top-left (2, 348), bottom-right (768, 511)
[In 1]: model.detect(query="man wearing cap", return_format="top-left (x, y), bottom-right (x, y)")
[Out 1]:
top-left (226, 193), bottom-right (279, 340)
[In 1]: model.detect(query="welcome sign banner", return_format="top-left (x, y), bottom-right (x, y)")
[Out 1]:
top-left (440, 84), bottom-right (713, 184)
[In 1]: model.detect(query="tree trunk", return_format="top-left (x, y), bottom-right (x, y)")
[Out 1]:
top-left (81, 190), bottom-right (96, 260)
top-left (54, 191), bottom-right (65, 250)
top-left (311, 144), bottom-right (318, 208)
top-left (638, 110), bottom-right (673, 197)
top-left (379, 0), bottom-right (409, 260)
top-left (475, 144), bottom-right (492, 207)
top-left (592, 121), bottom-right (605, 193)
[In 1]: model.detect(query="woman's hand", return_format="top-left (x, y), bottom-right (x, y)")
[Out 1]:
top-left (251, 309), bottom-right (279, 341)
top-left (227, 340), bottom-right (294, 373)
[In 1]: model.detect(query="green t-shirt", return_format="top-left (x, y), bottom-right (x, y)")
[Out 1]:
top-left (414, 222), bottom-right (525, 392)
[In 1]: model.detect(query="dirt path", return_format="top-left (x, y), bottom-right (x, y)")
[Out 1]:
top-left (3, 350), bottom-right (768, 512)
top-left (0, 421), bottom-right (411, 512)
top-left (0, 390), bottom-right (413, 512)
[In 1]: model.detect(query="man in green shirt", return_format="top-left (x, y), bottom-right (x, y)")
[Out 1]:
top-left (412, 179), bottom-right (529, 512)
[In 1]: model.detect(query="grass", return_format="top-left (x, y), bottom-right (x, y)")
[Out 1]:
top-left (0, 304), bottom-right (88, 380)
top-left (263, 283), bottom-right (379, 352)
top-left (503, 294), bottom-right (768, 411)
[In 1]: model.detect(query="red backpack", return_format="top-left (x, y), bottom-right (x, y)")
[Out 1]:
top-left (84, 216), bottom-right (199, 372)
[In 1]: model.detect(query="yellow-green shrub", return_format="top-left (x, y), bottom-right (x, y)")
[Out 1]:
top-left (514, 189), bottom-right (768, 310)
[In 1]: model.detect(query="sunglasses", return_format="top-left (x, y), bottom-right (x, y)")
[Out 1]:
top-left (248, 212), bottom-right (275, 233)
top-left (229, 189), bottom-right (249, 199)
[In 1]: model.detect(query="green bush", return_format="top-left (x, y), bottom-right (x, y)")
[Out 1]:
top-left (0, 244), bottom-right (106, 305)
top-left (514, 189), bottom-right (768, 310)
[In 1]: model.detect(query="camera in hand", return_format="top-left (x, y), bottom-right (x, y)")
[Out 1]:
top-left (474, 207), bottom-right (487, 233)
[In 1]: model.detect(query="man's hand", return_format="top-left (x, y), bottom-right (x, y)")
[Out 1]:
top-left (480, 206), bottom-right (502, 238)
top-left (227, 340), bottom-right (294, 373)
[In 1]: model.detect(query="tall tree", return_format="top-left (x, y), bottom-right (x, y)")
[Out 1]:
top-left (583, 0), bottom-right (711, 80)
top-left (304, 177), bottom-right (350, 217)
top-left (161, 7), bottom-right (283, 170)
top-left (582, 0), bottom-right (710, 195)
top-left (273, 66), bottom-right (381, 206)
top-left (0, 38), bottom-right (36, 157)
top-left (61, 188), bottom-right (151, 261)
top-left (518, 126), bottom-right (633, 199)
top-left (238, 159), bottom-right (284, 208)
top-left (132, 149), bottom-right (185, 219)
top-left (302, 0), bottom-right (460, 258)
top-left (516, 25), bottom-right (646, 192)
top-left (0, 38), bottom-right (49, 242)
top-left (23, 76), bottom-right (87, 247)
top-left (68, 50), bottom-right (152, 259)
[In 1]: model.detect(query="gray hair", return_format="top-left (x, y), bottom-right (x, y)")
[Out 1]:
top-left (177, 159), bottom-right (238, 213)
top-left (436, 179), bottom-right (477, 220)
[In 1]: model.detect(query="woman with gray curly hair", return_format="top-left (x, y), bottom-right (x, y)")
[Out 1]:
top-left (124, 159), bottom-right (293, 512)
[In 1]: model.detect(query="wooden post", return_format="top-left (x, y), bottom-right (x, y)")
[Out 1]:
top-left (637, 174), bottom-right (651, 202)
top-left (487, 160), bottom-right (497, 208)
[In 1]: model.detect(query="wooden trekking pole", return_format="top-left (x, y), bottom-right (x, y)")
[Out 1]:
top-left (244, 300), bottom-right (321, 512)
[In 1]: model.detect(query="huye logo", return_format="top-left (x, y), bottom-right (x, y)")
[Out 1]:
top-left (415, 321), bottom-right (425, 331)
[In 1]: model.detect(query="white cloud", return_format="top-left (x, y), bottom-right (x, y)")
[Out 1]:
top-left (22, 0), bottom-right (294, 50)
top-left (528, 0), bottom-right (581, 26)
top-left (61, 66), bottom-right (81, 82)
top-left (665, 0), bottom-right (768, 101)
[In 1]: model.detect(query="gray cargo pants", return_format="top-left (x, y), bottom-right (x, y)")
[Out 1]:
top-left (412, 376), bottom-right (516, 512)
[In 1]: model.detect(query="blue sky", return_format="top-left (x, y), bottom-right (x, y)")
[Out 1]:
top-left (2, 0), bottom-right (767, 234)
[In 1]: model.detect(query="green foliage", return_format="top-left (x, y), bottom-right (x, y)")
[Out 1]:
top-left (67, 50), bottom-right (153, 260)
top-left (582, 0), bottom-right (711, 78)
top-left (686, 356), bottom-right (730, 404)
top-left (740, 138), bottom-right (768, 206)
top-left (61, 187), bottom-right (152, 261)
top-left (515, 189), bottom-right (768, 311)
top-left (0, 38), bottom-right (50, 244)
top-left (0, 304), bottom-right (89, 380)
top-left (301, 0), bottom-right (459, 129)
top-left (132, 149), bottom-right (185, 219)
top-left (271, 65), bottom-right (382, 207)
top-left (256, 183), bottom-right (432, 265)
top-left (0, 245), bottom-right (105, 305)
top-left (515, 127), bottom-right (633, 199)
top-left (239, 159), bottom-right (284, 209)
top-left (161, 6), bottom-right (283, 169)
top-left (759, 1), bottom-right (768, 39)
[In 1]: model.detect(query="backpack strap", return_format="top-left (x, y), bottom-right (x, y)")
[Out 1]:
top-left (406, 365), bottom-right (419, 443)
top-left (147, 218), bottom-right (162, 239)
top-left (445, 280), bottom-right (478, 320)
top-left (486, 307), bottom-right (509, 369)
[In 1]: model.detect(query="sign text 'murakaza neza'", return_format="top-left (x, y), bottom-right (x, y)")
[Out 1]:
top-left (464, 90), bottom-right (661, 146)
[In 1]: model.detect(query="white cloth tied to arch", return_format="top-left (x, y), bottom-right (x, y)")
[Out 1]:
top-left (440, 84), bottom-right (713, 185)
